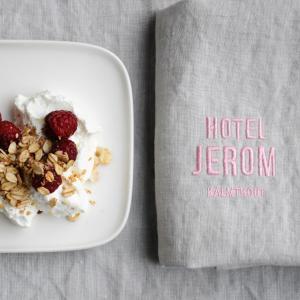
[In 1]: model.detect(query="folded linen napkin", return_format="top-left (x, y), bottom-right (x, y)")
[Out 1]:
top-left (155, 0), bottom-right (300, 268)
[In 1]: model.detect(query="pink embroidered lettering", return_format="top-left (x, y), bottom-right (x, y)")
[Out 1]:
top-left (240, 147), bottom-right (254, 175)
top-left (206, 117), bottom-right (217, 139)
top-left (207, 146), bottom-right (221, 175)
top-left (223, 146), bottom-right (237, 176)
top-left (258, 146), bottom-right (276, 176)
top-left (192, 145), bottom-right (202, 175)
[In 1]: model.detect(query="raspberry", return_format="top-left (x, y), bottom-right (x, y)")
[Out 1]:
top-left (45, 110), bottom-right (77, 139)
top-left (0, 121), bottom-right (21, 150)
top-left (52, 138), bottom-right (78, 161)
top-left (32, 169), bottom-right (62, 193)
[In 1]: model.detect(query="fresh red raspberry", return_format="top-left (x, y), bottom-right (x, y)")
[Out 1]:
top-left (52, 138), bottom-right (78, 161)
top-left (45, 110), bottom-right (77, 139)
top-left (32, 169), bottom-right (62, 193)
top-left (0, 121), bottom-right (21, 150)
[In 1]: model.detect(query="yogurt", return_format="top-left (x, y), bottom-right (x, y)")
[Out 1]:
top-left (0, 198), bottom-right (37, 227)
top-left (0, 91), bottom-right (102, 227)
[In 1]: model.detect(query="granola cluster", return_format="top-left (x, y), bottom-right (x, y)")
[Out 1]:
top-left (0, 125), bottom-right (112, 219)
top-left (0, 126), bottom-right (74, 208)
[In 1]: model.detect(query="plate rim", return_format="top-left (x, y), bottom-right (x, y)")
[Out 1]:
top-left (0, 40), bottom-right (134, 252)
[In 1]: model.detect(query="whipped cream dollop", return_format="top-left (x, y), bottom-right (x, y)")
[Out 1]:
top-left (0, 91), bottom-right (102, 227)
top-left (0, 200), bottom-right (37, 227)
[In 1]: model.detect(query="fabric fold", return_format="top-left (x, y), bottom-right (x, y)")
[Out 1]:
top-left (155, 0), bottom-right (300, 268)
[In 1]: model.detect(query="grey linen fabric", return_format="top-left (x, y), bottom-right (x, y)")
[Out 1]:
top-left (1, 0), bottom-right (300, 299)
top-left (156, 0), bottom-right (300, 268)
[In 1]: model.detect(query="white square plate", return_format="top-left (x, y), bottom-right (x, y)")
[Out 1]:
top-left (0, 41), bottom-right (133, 252)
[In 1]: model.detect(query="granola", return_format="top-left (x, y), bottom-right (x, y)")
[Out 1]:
top-left (0, 91), bottom-right (111, 227)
